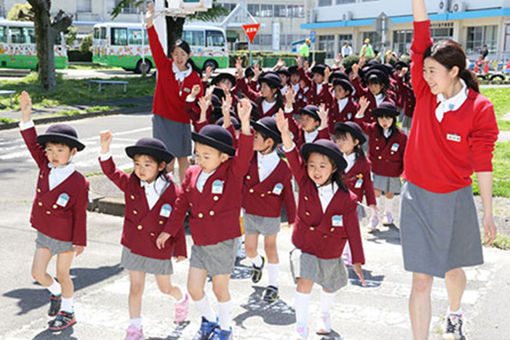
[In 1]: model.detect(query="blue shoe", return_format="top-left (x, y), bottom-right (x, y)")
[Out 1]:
top-left (192, 317), bottom-right (218, 340)
top-left (210, 326), bottom-right (233, 340)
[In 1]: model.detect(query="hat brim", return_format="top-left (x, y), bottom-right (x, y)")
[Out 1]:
top-left (251, 120), bottom-right (282, 144)
top-left (332, 80), bottom-right (353, 94)
top-left (298, 108), bottom-right (321, 122)
top-left (372, 107), bottom-right (399, 118)
top-left (125, 146), bottom-right (174, 163)
top-left (311, 67), bottom-right (325, 76)
top-left (191, 132), bottom-right (236, 156)
top-left (300, 143), bottom-right (347, 172)
top-left (334, 123), bottom-right (366, 145)
top-left (36, 133), bottom-right (85, 151)
top-left (211, 74), bottom-right (236, 86)
top-left (258, 78), bottom-right (282, 89)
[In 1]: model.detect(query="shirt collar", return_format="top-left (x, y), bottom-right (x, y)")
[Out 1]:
top-left (140, 175), bottom-right (167, 192)
top-left (258, 150), bottom-right (279, 163)
top-left (435, 79), bottom-right (468, 122)
top-left (172, 63), bottom-right (192, 82)
top-left (48, 162), bottom-right (75, 173)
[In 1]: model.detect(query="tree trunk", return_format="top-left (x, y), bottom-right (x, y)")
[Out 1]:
top-left (165, 16), bottom-right (185, 56)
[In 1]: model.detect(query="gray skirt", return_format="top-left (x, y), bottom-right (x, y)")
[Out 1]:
top-left (36, 231), bottom-right (73, 255)
top-left (400, 181), bottom-right (483, 278)
top-left (373, 173), bottom-right (402, 194)
top-left (244, 213), bottom-right (281, 236)
top-left (121, 247), bottom-right (173, 275)
top-left (357, 204), bottom-right (367, 221)
top-left (152, 114), bottom-right (192, 158)
top-left (402, 115), bottom-right (412, 131)
top-left (289, 249), bottom-right (348, 292)
top-left (190, 238), bottom-right (240, 276)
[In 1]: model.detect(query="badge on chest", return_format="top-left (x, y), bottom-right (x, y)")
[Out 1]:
top-left (160, 203), bottom-right (172, 218)
top-left (272, 183), bottom-right (283, 195)
top-left (56, 193), bottom-right (70, 207)
top-left (355, 178), bottom-right (363, 189)
top-left (211, 180), bottom-right (224, 194)
top-left (391, 143), bottom-right (400, 152)
top-left (446, 133), bottom-right (461, 142)
top-left (331, 215), bottom-right (343, 227)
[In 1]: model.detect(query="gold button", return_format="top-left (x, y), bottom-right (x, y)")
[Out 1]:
top-left (46, 210), bottom-right (51, 215)
top-left (137, 225), bottom-right (143, 230)
top-left (209, 210), bottom-right (215, 216)
top-left (391, 151), bottom-right (395, 155)
top-left (189, 202), bottom-right (193, 207)
top-left (52, 204), bottom-right (57, 209)
top-left (37, 188), bottom-right (41, 193)
top-left (309, 226), bottom-right (315, 231)
top-left (39, 175), bottom-right (43, 178)
top-left (378, 156), bottom-right (382, 160)
top-left (260, 193), bottom-right (265, 197)
top-left (304, 196), bottom-right (309, 201)
top-left (376, 146), bottom-right (380, 150)
top-left (198, 213), bottom-right (204, 218)
top-left (133, 210), bottom-right (138, 215)
top-left (323, 235), bottom-right (328, 238)
top-left (267, 191), bottom-right (272, 194)
top-left (246, 175), bottom-right (251, 180)
top-left (249, 188), bottom-right (254, 194)
top-left (305, 211), bottom-right (310, 216)
top-left (330, 228), bottom-right (335, 232)
top-left (150, 232), bottom-right (155, 236)
top-left (213, 196), bottom-right (219, 201)
top-left (375, 138), bottom-right (379, 141)
top-left (130, 195), bottom-right (135, 200)
top-left (38, 202), bottom-right (43, 206)
top-left (186, 188), bottom-right (190, 192)
top-left (159, 220), bottom-right (164, 225)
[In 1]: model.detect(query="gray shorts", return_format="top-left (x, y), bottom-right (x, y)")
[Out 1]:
top-left (121, 247), bottom-right (173, 275)
top-left (243, 213), bottom-right (281, 236)
top-left (35, 232), bottom-right (73, 255)
top-left (152, 114), bottom-right (192, 158)
top-left (190, 238), bottom-right (240, 276)
top-left (373, 173), bottom-right (402, 194)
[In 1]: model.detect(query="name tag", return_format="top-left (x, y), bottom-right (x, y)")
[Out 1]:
top-left (332, 215), bottom-right (343, 227)
top-left (56, 193), bottom-right (69, 207)
top-left (298, 94), bottom-right (303, 99)
top-left (391, 143), bottom-right (399, 152)
top-left (211, 180), bottom-right (224, 194)
top-left (183, 87), bottom-right (191, 93)
top-left (160, 204), bottom-right (172, 218)
top-left (447, 133), bottom-right (461, 142)
top-left (347, 113), bottom-right (352, 120)
top-left (272, 183), bottom-right (283, 195)
top-left (355, 179), bottom-right (363, 189)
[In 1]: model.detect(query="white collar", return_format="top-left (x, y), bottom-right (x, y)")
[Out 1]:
top-left (343, 152), bottom-right (356, 173)
top-left (316, 83), bottom-right (323, 95)
top-left (317, 182), bottom-right (338, 213)
top-left (48, 162), bottom-right (75, 190)
top-left (304, 129), bottom-right (319, 143)
top-left (172, 63), bottom-right (192, 82)
top-left (383, 128), bottom-right (392, 138)
top-left (337, 97), bottom-right (349, 111)
top-left (140, 175), bottom-right (167, 192)
top-left (435, 79), bottom-right (468, 123)
top-left (257, 150), bottom-right (280, 182)
top-left (262, 99), bottom-right (276, 113)
top-left (374, 93), bottom-right (385, 105)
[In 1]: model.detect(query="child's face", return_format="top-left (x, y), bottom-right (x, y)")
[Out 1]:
top-left (280, 74), bottom-right (289, 85)
top-left (298, 114), bottom-right (320, 133)
top-left (133, 154), bottom-right (165, 183)
top-left (219, 78), bottom-right (233, 91)
top-left (334, 85), bottom-right (348, 100)
top-left (290, 74), bottom-right (300, 85)
top-left (306, 152), bottom-right (336, 186)
top-left (171, 46), bottom-right (189, 70)
top-left (335, 132), bottom-right (359, 155)
top-left (260, 82), bottom-right (276, 99)
top-left (195, 142), bottom-right (229, 174)
top-left (45, 142), bottom-right (77, 167)
top-left (377, 116), bottom-right (394, 130)
top-left (253, 131), bottom-right (274, 153)
top-left (368, 82), bottom-right (383, 95)
top-left (313, 73), bottom-right (324, 84)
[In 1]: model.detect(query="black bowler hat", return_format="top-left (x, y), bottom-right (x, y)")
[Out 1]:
top-left (192, 124), bottom-right (235, 156)
top-left (383, 63), bottom-right (395, 74)
top-left (367, 63), bottom-right (390, 76)
top-left (332, 79), bottom-right (353, 94)
top-left (301, 139), bottom-right (347, 172)
top-left (36, 124), bottom-right (85, 151)
top-left (299, 104), bottom-right (321, 122)
top-left (372, 102), bottom-right (399, 118)
top-left (311, 64), bottom-right (327, 76)
top-left (125, 137), bottom-right (174, 163)
top-left (366, 69), bottom-right (389, 87)
top-left (334, 121), bottom-right (366, 145)
top-left (288, 65), bottom-right (300, 75)
top-left (216, 116), bottom-right (240, 130)
top-left (276, 67), bottom-right (290, 78)
top-left (258, 72), bottom-right (282, 89)
top-left (394, 61), bottom-right (408, 70)
top-left (329, 70), bottom-right (349, 83)
top-left (251, 117), bottom-right (282, 144)
top-left (245, 66), bottom-right (255, 78)
top-left (212, 87), bottom-right (226, 101)
top-left (211, 73), bottom-right (236, 87)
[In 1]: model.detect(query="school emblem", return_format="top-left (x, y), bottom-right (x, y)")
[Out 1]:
top-left (272, 183), bottom-right (283, 195)
top-left (391, 143), bottom-right (399, 152)
top-left (446, 133), bottom-right (461, 142)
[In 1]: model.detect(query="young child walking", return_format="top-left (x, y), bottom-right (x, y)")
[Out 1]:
top-left (98, 132), bottom-right (188, 340)
top-left (19, 91), bottom-right (89, 331)
top-left (157, 99), bottom-right (254, 340)
top-left (275, 110), bottom-right (365, 339)
top-left (242, 116), bottom-right (297, 302)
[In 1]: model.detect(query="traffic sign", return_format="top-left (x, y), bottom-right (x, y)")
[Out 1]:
top-left (310, 30), bottom-right (316, 43)
top-left (243, 24), bottom-right (261, 43)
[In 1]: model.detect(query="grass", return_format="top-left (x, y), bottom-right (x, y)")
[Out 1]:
top-left (0, 117), bottom-right (15, 123)
top-left (480, 87), bottom-right (510, 131)
top-left (491, 234), bottom-right (510, 250)
top-left (471, 141), bottom-right (510, 197)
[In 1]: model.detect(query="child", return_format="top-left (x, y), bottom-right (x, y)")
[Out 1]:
top-left (394, 64), bottom-right (415, 134)
top-left (156, 99), bottom-right (254, 340)
top-left (19, 91), bottom-right (89, 331)
top-left (328, 79), bottom-right (359, 134)
top-left (275, 110), bottom-right (365, 339)
top-left (98, 133), bottom-right (188, 340)
top-left (242, 116), bottom-right (297, 302)
top-left (298, 61), bottom-right (332, 109)
top-left (355, 99), bottom-right (407, 228)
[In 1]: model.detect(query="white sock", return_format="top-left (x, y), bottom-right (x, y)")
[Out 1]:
top-left (60, 297), bottom-right (73, 313)
top-left (294, 291), bottom-right (311, 328)
top-left (130, 317), bottom-right (142, 330)
top-left (248, 254), bottom-right (263, 268)
top-left (320, 290), bottom-right (335, 316)
top-left (47, 280), bottom-right (62, 296)
top-left (267, 263), bottom-right (279, 287)
top-left (376, 196), bottom-right (384, 215)
top-left (385, 196), bottom-right (394, 214)
top-left (174, 286), bottom-right (186, 303)
top-left (448, 307), bottom-right (462, 316)
top-left (217, 300), bottom-right (233, 331)
top-left (194, 294), bottom-right (216, 322)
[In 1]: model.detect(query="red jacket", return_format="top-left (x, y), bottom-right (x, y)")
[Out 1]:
top-left (165, 133), bottom-right (254, 245)
top-left (284, 147), bottom-right (365, 261)
top-left (294, 85), bottom-right (310, 110)
top-left (99, 157), bottom-right (186, 259)
top-left (404, 20), bottom-right (499, 193)
top-left (328, 97), bottom-right (359, 134)
top-left (299, 67), bottom-right (332, 109)
top-left (147, 25), bottom-right (203, 123)
top-left (286, 112), bottom-right (330, 149)
top-left (395, 76), bottom-right (416, 118)
top-left (351, 76), bottom-right (395, 123)
top-left (242, 152), bottom-right (296, 223)
top-left (21, 127), bottom-right (89, 246)
top-left (343, 157), bottom-right (376, 206)
top-left (235, 78), bottom-right (281, 119)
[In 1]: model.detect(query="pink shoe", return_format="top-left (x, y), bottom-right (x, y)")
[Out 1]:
top-left (295, 324), bottom-right (309, 340)
top-left (370, 214), bottom-right (379, 230)
top-left (125, 325), bottom-right (144, 340)
top-left (174, 292), bottom-right (189, 323)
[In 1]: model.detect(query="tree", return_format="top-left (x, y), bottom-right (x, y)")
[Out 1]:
top-left (27, 0), bottom-right (73, 91)
top-left (7, 4), bottom-right (33, 21)
top-left (64, 25), bottom-right (78, 48)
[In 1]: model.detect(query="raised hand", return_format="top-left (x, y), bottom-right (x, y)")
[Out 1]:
top-left (203, 66), bottom-right (213, 81)
top-left (285, 86), bottom-right (295, 107)
top-left (351, 63), bottom-right (360, 78)
top-left (205, 85), bottom-right (215, 101)
top-left (237, 98), bottom-right (252, 135)
top-left (253, 64), bottom-right (261, 80)
top-left (324, 66), bottom-right (331, 83)
top-left (359, 56), bottom-right (366, 68)
top-left (296, 55), bottom-right (303, 68)
top-left (197, 97), bottom-right (209, 123)
top-left (318, 104), bottom-right (329, 130)
top-left (222, 93), bottom-right (232, 116)
top-left (146, 1), bottom-right (155, 27)
top-left (99, 130), bottom-right (112, 154)
top-left (19, 91), bottom-right (32, 123)
top-left (275, 109), bottom-right (292, 149)
top-left (191, 84), bottom-right (201, 98)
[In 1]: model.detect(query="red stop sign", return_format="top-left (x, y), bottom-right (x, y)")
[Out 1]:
top-left (243, 24), bottom-right (261, 43)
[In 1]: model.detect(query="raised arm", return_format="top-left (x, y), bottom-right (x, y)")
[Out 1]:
top-left (412, 0), bottom-right (428, 21)
top-left (276, 109), bottom-right (307, 183)
top-left (146, 2), bottom-right (171, 71)
top-left (19, 91), bottom-right (48, 169)
top-left (410, 0), bottom-right (433, 99)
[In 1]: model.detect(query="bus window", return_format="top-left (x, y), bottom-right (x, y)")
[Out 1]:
top-left (128, 28), bottom-right (142, 45)
top-left (100, 27), bottom-right (106, 40)
top-left (182, 30), bottom-right (204, 47)
top-left (94, 27), bottom-right (100, 39)
top-left (111, 28), bottom-right (127, 45)
top-left (206, 30), bottom-right (225, 47)
top-left (26, 28), bottom-right (36, 44)
top-left (10, 27), bottom-right (26, 43)
top-left (0, 26), bottom-right (6, 43)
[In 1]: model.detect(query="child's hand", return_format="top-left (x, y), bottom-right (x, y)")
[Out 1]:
top-left (296, 55), bottom-right (303, 68)
top-left (73, 245), bottom-right (85, 257)
top-left (351, 63), bottom-right (359, 78)
top-left (156, 232), bottom-right (171, 249)
top-left (324, 67), bottom-right (331, 83)
top-left (197, 96), bottom-right (210, 117)
top-left (99, 130), bottom-right (112, 154)
top-left (303, 60), bottom-right (309, 70)
top-left (191, 84), bottom-right (201, 98)
top-left (310, 60), bottom-right (316, 70)
top-left (176, 256), bottom-right (186, 262)
top-left (318, 104), bottom-right (329, 129)
top-left (203, 66), bottom-right (213, 81)
top-left (399, 67), bottom-right (408, 78)
top-left (222, 94), bottom-right (232, 116)
top-left (253, 64), bottom-right (261, 80)
top-left (352, 263), bottom-right (366, 286)
top-left (285, 86), bottom-right (295, 106)
top-left (19, 91), bottom-right (32, 122)
top-left (276, 109), bottom-right (293, 150)
top-left (359, 96), bottom-right (370, 111)
top-left (359, 56), bottom-right (366, 68)
top-left (237, 98), bottom-right (252, 121)
top-left (145, 1), bottom-right (155, 27)
top-left (205, 85), bottom-right (214, 101)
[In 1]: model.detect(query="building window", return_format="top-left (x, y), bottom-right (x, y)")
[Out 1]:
top-left (466, 25), bottom-right (498, 54)
top-left (259, 4), bottom-right (273, 17)
top-left (274, 5), bottom-right (287, 17)
top-left (336, 0), bottom-right (355, 3)
top-left (318, 0), bottom-right (332, 7)
top-left (392, 30), bottom-right (413, 54)
top-left (114, 0), bottom-right (138, 14)
top-left (248, 4), bottom-right (260, 16)
top-left (430, 27), bottom-right (453, 41)
top-left (77, 0), bottom-right (92, 13)
top-left (111, 27), bottom-right (128, 45)
top-left (338, 34), bottom-right (352, 45)
top-left (318, 35), bottom-right (335, 59)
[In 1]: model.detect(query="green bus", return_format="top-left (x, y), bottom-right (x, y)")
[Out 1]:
top-left (92, 21), bottom-right (229, 73)
top-left (0, 20), bottom-right (68, 70)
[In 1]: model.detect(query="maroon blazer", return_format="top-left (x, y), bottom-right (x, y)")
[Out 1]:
top-left (99, 157), bottom-right (186, 260)
top-left (165, 133), bottom-right (254, 246)
top-left (328, 98), bottom-right (359, 134)
top-left (351, 76), bottom-right (395, 123)
top-left (294, 85), bottom-right (310, 110)
top-left (21, 127), bottom-right (89, 246)
top-left (299, 67), bottom-right (332, 109)
top-left (395, 76), bottom-right (416, 118)
top-left (285, 147), bottom-right (365, 262)
top-left (286, 112), bottom-right (330, 149)
top-left (235, 78), bottom-right (281, 119)
top-left (242, 152), bottom-right (296, 224)
top-left (342, 157), bottom-right (376, 206)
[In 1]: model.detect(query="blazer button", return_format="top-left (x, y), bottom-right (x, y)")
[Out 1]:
top-left (309, 226), bottom-right (315, 231)
top-left (159, 220), bottom-right (164, 225)
top-left (198, 212), bottom-right (204, 218)
top-left (246, 175), bottom-right (251, 180)
top-left (189, 202), bottom-right (193, 207)
top-left (304, 196), bottom-right (309, 201)
top-left (186, 188), bottom-right (190, 192)
top-left (305, 211), bottom-right (310, 216)
top-left (376, 146), bottom-right (380, 150)
top-left (260, 193), bottom-right (265, 198)
top-left (38, 202), bottom-right (43, 206)
top-left (267, 190), bottom-right (272, 194)
top-left (150, 232), bottom-right (155, 236)
top-left (375, 138), bottom-right (379, 141)
top-left (133, 210), bottom-right (138, 215)
top-left (137, 225), bottom-right (143, 230)
top-left (323, 235), bottom-right (328, 238)
top-left (391, 151), bottom-right (395, 155)
top-left (37, 188), bottom-right (41, 193)
top-left (378, 156), bottom-right (382, 160)
top-left (249, 188), bottom-right (254, 194)
top-left (330, 228), bottom-right (335, 232)
top-left (130, 195), bottom-right (135, 200)
top-left (46, 210), bottom-right (51, 215)
top-left (39, 175), bottom-right (43, 179)
top-left (209, 210), bottom-right (215, 216)
top-left (213, 196), bottom-right (219, 201)
top-left (52, 204), bottom-right (58, 209)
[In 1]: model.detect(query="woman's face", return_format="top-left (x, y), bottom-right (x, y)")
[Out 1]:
top-left (423, 57), bottom-right (459, 95)
top-left (306, 152), bottom-right (336, 186)
top-left (171, 46), bottom-right (189, 69)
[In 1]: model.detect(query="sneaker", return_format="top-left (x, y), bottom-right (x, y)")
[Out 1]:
top-left (48, 294), bottom-right (61, 317)
top-left (48, 311), bottom-right (76, 332)
top-left (192, 317), bottom-right (218, 340)
top-left (316, 314), bottom-right (331, 335)
top-left (210, 326), bottom-right (233, 340)
top-left (370, 215), bottom-right (379, 231)
top-left (443, 314), bottom-right (464, 340)
top-left (251, 256), bottom-right (265, 283)
top-left (263, 285), bottom-right (279, 303)
top-left (174, 293), bottom-right (189, 323)
top-left (295, 324), bottom-right (309, 340)
top-left (125, 325), bottom-right (144, 340)
top-left (383, 211), bottom-right (393, 225)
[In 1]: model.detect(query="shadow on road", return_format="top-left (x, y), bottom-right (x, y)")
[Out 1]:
top-left (146, 320), bottom-right (191, 340)
top-left (32, 326), bottom-right (78, 340)
top-left (366, 224), bottom-right (401, 245)
top-left (347, 267), bottom-right (385, 288)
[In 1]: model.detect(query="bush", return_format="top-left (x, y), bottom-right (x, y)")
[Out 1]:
top-left (67, 50), bottom-right (92, 62)
top-left (80, 34), bottom-right (93, 54)
top-left (229, 51), bottom-right (327, 68)
top-left (341, 54), bottom-right (360, 70)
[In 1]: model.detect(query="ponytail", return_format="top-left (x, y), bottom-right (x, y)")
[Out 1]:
top-left (459, 68), bottom-right (479, 93)
top-left (275, 89), bottom-right (284, 110)
top-left (187, 58), bottom-right (202, 78)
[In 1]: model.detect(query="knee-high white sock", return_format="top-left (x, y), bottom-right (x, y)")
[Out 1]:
top-left (47, 280), bottom-right (62, 296)
top-left (294, 291), bottom-right (311, 328)
top-left (61, 297), bottom-right (73, 313)
top-left (130, 317), bottom-right (142, 330)
top-left (194, 294), bottom-right (216, 322)
top-left (320, 290), bottom-right (335, 316)
top-left (376, 196), bottom-right (384, 215)
top-left (217, 300), bottom-right (233, 331)
top-left (267, 263), bottom-right (279, 287)
top-left (385, 196), bottom-right (394, 214)
top-left (247, 255), bottom-right (263, 268)
top-left (342, 241), bottom-right (352, 265)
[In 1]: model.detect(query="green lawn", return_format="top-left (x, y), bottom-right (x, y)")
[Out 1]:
top-left (480, 87), bottom-right (510, 131)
